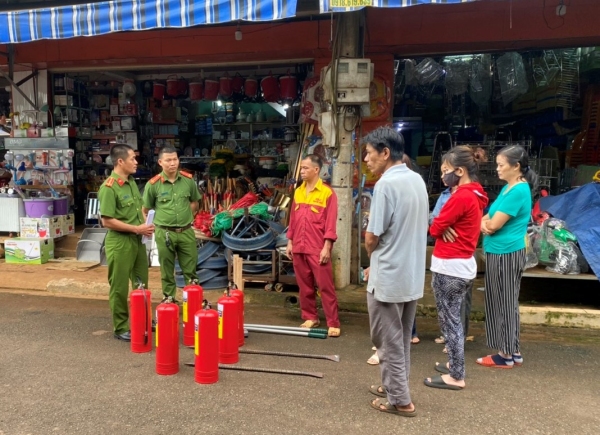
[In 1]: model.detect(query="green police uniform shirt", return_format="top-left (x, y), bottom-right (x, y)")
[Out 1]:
top-left (98, 172), bottom-right (145, 226)
top-left (483, 182), bottom-right (531, 255)
top-left (143, 171), bottom-right (200, 227)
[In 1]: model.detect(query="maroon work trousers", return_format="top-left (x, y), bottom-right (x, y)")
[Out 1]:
top-left (293, 253), bottom-right (340, 328)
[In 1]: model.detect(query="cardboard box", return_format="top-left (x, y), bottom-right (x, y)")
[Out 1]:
top-left (4, 238), bottom-right (54, 264)
top-left (20, 217), bottom-right (63, 239)
top-left (159, 106), bottom-right (181, 122)
top-left (60, 213), bottom-right (75, 235)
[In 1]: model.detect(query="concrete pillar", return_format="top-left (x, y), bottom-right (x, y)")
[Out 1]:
top-left (331, 12), bottom-right (362, 289)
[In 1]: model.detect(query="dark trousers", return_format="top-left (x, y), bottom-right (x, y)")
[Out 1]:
top-left (368, 291), bottom-right (417, 407)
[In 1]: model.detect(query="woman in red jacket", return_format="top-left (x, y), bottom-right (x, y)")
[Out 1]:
top-left (424, 146), bottom-right (488, 390)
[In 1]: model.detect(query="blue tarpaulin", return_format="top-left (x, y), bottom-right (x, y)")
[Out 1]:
top-left (540, 183), bottom-right (600, 279)
top-left (320, 0), bottom-right (476, 14)
top-left (0, 0), bottom-right (297, 44)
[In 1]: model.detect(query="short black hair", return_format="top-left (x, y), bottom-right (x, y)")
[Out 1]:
top-left (303, 154), bottom-right (323, 170)
top-left (158, 146), bottom-right (179, 159)
top-left (110, 144), bottom-right (134, 167)
top-left (361, 127), bottom-right (405, 162)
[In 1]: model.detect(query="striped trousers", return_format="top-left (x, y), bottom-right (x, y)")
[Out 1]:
top-left (484, 249), bottom-right (526, 355)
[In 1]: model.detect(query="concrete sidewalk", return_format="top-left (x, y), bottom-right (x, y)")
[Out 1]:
top-left (1, 258), bottom-right (599, 330)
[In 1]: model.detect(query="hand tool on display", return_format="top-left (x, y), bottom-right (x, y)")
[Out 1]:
top-left (237, 348), bottom-right (340, 363)
top-left (245, 326), bottom-right (327, 339)
top-left (184, 362), bottom-right (324, 379)
top-left (245, 323), bottom-right (329, 335)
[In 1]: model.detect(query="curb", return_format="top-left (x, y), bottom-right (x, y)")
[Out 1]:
top-left (10, 281), bottom-right (600, 330)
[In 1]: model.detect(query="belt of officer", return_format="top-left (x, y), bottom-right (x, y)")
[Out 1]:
top-left (156, 224), bottom-right (192, 233)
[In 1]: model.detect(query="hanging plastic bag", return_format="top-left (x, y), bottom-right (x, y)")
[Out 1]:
top-left (496, 52), bottom-right (529, 106)
top-left (415, 58), bottom-right (445, 85)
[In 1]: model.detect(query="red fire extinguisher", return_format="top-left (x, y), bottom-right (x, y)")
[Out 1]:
top-left (130, 282), bottom-right (152, 353)
top-left (195, 300), bottom-right (219, 384)
top-left (156, 297), bottom-right (179, 375)
top-left (228, 283), bottom-right (245, 348)
top-left (182, 281), bottom-right (203, 347)
top-left (217, 289), bottom-right (239, 364)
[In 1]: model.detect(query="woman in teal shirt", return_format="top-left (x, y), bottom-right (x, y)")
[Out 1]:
top-left (477, 145), bottom-right (538, 369)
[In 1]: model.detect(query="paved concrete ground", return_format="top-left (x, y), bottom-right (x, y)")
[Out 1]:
top-left (1, 292), bottom-right (599, 435)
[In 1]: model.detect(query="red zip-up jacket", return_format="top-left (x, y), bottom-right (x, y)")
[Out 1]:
top-left (430, 182), bottom-right (488, 259)
top-left (287, 179), bottom-right (338, 256)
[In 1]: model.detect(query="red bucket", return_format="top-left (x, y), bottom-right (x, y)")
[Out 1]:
top-left (166, 75), bottom-right (179, 97)
top-left (189, 80), bottom-right (204, 101)
top-left (219, 73), bottom-right (233, 99)
top-left (280, 70), bottom-right (298, 101)
top-left (204, 78), bottom-right (220, 100)
top-left (244, 77), bottom-right (258, 100)
top-left (261, 71), bottom-right (280, 102)
top-left (153, 82), bottom-right (165, 100)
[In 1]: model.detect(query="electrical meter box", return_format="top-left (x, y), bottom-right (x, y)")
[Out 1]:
top-left (321, 59), bottom-right (374, 105)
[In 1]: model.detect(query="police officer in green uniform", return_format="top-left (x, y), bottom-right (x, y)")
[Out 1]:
top-left (99, 144), bottom-right (155, 342)
top-left (142, 146), bottom-right (201, 300)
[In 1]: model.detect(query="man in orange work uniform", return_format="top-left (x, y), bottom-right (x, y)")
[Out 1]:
top-left (285, 154), bottom-right (341, 337)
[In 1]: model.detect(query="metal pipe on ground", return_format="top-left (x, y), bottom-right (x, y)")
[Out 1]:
top-left (245, 323), bottom-right (328, 335)
top-left (239, 348), bottom-right (339, 362)
top-left (184, 362), bottom-right (323, 379)
top-left (245, 326), bottom-right (327, 339)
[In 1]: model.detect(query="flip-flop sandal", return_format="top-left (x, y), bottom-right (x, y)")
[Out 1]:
top-left (434, 362), bottom-right (450, 375)
top-left (411, 337), bottom-right (420, 344)
top-left (370, 398), bottom-right (417, 417)
top-left (434, 336), bottom-right (446, 344)
top-left (424, 374), bottom-right (464, 390)
top-left (476, 354), bottom-right (514, 369)
top-left (328, 327), bottom-right (341, 338)
top-left (300, 320), bottom-right (320, 328)
top-left (513, 354), bottom-right (523, 366)
top-left (369, 385), bottom-right (387, 398)
top-left (367, 352), bottom-right (379, 365)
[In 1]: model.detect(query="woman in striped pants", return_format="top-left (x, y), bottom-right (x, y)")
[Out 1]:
top-left (478, 145), bottom-right (538, 368)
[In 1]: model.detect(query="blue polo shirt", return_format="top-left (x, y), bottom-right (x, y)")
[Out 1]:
top-left (483, 182), bottom-right (531, 254)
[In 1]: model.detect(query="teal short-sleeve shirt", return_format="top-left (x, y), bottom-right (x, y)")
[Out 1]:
top-left (483, 182), bottom-right (531, 254)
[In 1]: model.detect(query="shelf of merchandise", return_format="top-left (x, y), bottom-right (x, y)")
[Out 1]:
top-left (212, 121), bottom-right (297, 158)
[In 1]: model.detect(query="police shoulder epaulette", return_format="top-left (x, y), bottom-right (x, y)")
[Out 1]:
top-left (149, 174), bottom-right (162, 185)
top-left (180, 171), bottom-right (193, 179)
top-left (104, 177), bottom-right (115, 188)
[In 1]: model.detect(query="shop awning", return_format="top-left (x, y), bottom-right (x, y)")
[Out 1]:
top-left (0, 0), bottom-right (297, 44)
top-left (320, 0), bottom-right (476, 14)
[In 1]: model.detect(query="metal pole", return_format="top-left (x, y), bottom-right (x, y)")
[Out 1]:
top-left (245, 326), bottom-right (327, 339)
top-left (244, 323), bottom-right (329, 334)
top-left (239, 349), bottom-right (340, 363)
top-left (184, 362), bottom-right (324, 379)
